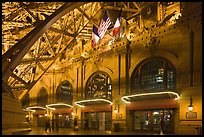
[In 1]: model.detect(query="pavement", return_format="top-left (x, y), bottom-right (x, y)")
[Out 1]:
top-left (14, 126), bottom-right (173, 135)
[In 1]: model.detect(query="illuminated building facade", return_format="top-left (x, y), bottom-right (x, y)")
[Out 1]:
top-left (2, 2), bottom-right (202, 135)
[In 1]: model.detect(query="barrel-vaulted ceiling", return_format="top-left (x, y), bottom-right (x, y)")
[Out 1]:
top-left (2, 2), bottom-right (179, 101)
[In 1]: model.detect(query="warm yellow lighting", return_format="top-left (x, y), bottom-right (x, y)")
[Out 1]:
top-left (26, 106), bottom-right (47, 111)
top-left (26, 115), bottom-right (29, 118)
top-left (59, 114), bottom-right (62, 117)
top-left (46, 107), bottom-right (56, 110)
top-left (46, 103), bottom-right (73, 110)
top-left (45, 114), bottom-right (47, 117)
top-left (188, 96), bottom-right (193, 111)
top-left (71, 112), bottom-right (74, 116)
top-left (23, 108), bottom-right (36, 112)
top-left (114, 109), bottom-right (118, 114)
top-left (188, 106), bottom-right (193, 111)
top-left (75, 99), bottom-right (112, 107)
top-left (23, 109), bottom-right (33, 112)
top-left (122, 91), bottom-right (180, 103)
top-left (175, 13), bottom-right (182, 19)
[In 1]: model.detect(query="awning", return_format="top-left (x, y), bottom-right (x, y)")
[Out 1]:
top-left (46, 103), bottom-right (73, 110)
top-left (122, 91), bottom-right (180, 103)
top-left (75, 98), bottom-right (112, 107)
top-left (25, 106), bottom-right (47, 112)
top-left (126, 98), bottom-right (179, 110)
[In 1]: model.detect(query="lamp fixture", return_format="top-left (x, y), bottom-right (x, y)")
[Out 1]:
top-left (188, 96), bottom-right (193, 111)
top-left (114, 106), bottom-right (118, 114)
top-left (71, 112), bottom-right (74, 116)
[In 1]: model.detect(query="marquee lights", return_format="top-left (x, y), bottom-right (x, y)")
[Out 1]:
top-left (23, 109), bottom-right (36, 112)
top-left (121, 91), bottom-right (180, 103)
top-left (46, 103), bottom-right (73, 110)
top-left (75, 98), bottom-right (113, 108)
top-left (26, 106), bottom-right (47, 111)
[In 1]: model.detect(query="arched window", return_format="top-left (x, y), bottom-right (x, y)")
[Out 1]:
top-left (85, 71), bottom-right (112, 100)
top-left (22, 93), bottom-right (30, 108)
top-left (56, 80), bottom-right (73, 103)
top-left (37, 87), bottom-right (48, 106)
top-left (131, 57), bottom-right (176, 93)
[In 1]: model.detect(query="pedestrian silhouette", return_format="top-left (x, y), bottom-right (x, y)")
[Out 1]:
top-left (45, 117), bottom-right (51, 133)
top-left (84, 118), bottom-right (89, 130)
top-left (52, 116), bottom-right (55, 131)
top-left (55, 115), bottom-right (59, 132)
top-left (73, 117), bottom-right (78, 131)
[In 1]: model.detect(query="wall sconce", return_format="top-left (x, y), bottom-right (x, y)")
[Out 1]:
top-left (188, 96), bottom-right (193, 112)
top-left (114, 105), bottom-right (118, 114)
top-left (71, 112), bottom-right (74, 116)
top-left (186, 96), bottom-right (197, 119)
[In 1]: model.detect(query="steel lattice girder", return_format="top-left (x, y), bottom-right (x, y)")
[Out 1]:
top-left (2, 2), bottom-right (87, 85)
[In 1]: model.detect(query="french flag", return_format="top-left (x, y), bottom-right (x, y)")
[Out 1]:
top-left (92, 25), bottom-right (100, 48)
top-left (113, 9), bottom-right (122, 37)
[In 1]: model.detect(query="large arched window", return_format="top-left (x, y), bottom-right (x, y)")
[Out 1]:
top-left (56, 80), bottom-right (73, 103)
top-left (37, 87), bottom-right (48, 106)
top-left (131, 57), bottom-right (176, 93)
top-left (22, 93), bottom-right (30, 108)
top-left (85, 71), bottom-right (112, 100)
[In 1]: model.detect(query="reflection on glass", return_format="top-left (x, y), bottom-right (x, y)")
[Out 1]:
top-left (133, 109), bottom-right (174, 133)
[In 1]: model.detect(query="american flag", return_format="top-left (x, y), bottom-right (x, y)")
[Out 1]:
top-left (98, 11), bottom-right (111, 39)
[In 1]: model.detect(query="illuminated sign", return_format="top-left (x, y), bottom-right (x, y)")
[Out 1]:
top-left (122, 91), bottom-right (180, 103)
top-left (75, 98), bottom-right (112, 107)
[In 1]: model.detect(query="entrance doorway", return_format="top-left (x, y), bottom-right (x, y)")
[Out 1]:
top-left (133, 109), bottom-right (174, 134)
top-left (36, 115), bottom-right (46, 127)
top-left (82, 111), bottom-right (111, 131)
top-left (56, 113), bottom-right (72, 128)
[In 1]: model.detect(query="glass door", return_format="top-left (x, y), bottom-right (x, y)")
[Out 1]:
top-left (99, 112), bottom-right (105, 130)
top-left (133, 109), bottom-right (174, 133)
top-left (105, 112), bottom-right (112, 131)
top-left (89, 112), bottom-right (99, 130)
top-left (153, 110), bottom-right (160, 132)
top-left (160, 109), bottom-right (174, 133)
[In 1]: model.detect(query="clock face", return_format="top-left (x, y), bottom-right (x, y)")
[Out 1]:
top-left (86, 71), bottom-right (112, 100)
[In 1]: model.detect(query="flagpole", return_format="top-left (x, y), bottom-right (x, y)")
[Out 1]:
top-left (106, 10), bottom-right (118, 41)
top-left (107, 30), bottom-right (117, 41)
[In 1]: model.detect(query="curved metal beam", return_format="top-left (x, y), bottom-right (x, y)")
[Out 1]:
top-left (2, 2), bottom-right (88, 83)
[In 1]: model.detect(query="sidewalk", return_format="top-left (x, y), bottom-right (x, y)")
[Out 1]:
top-left (16, 127), bottom-right (173, 135)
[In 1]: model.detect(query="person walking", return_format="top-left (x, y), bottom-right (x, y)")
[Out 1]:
top-left (160, 118), bottom-right (164, 135)
top-left (84, 118), bottom-right (89, 130)
top-left (52, 116), bottom-right (55, 131)
top-left (45, 117), bottom-right (51, 133)
top-left (55, 115), bottom-right (59, 132)
top-left (73, 117), bottom-right (78, 131)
